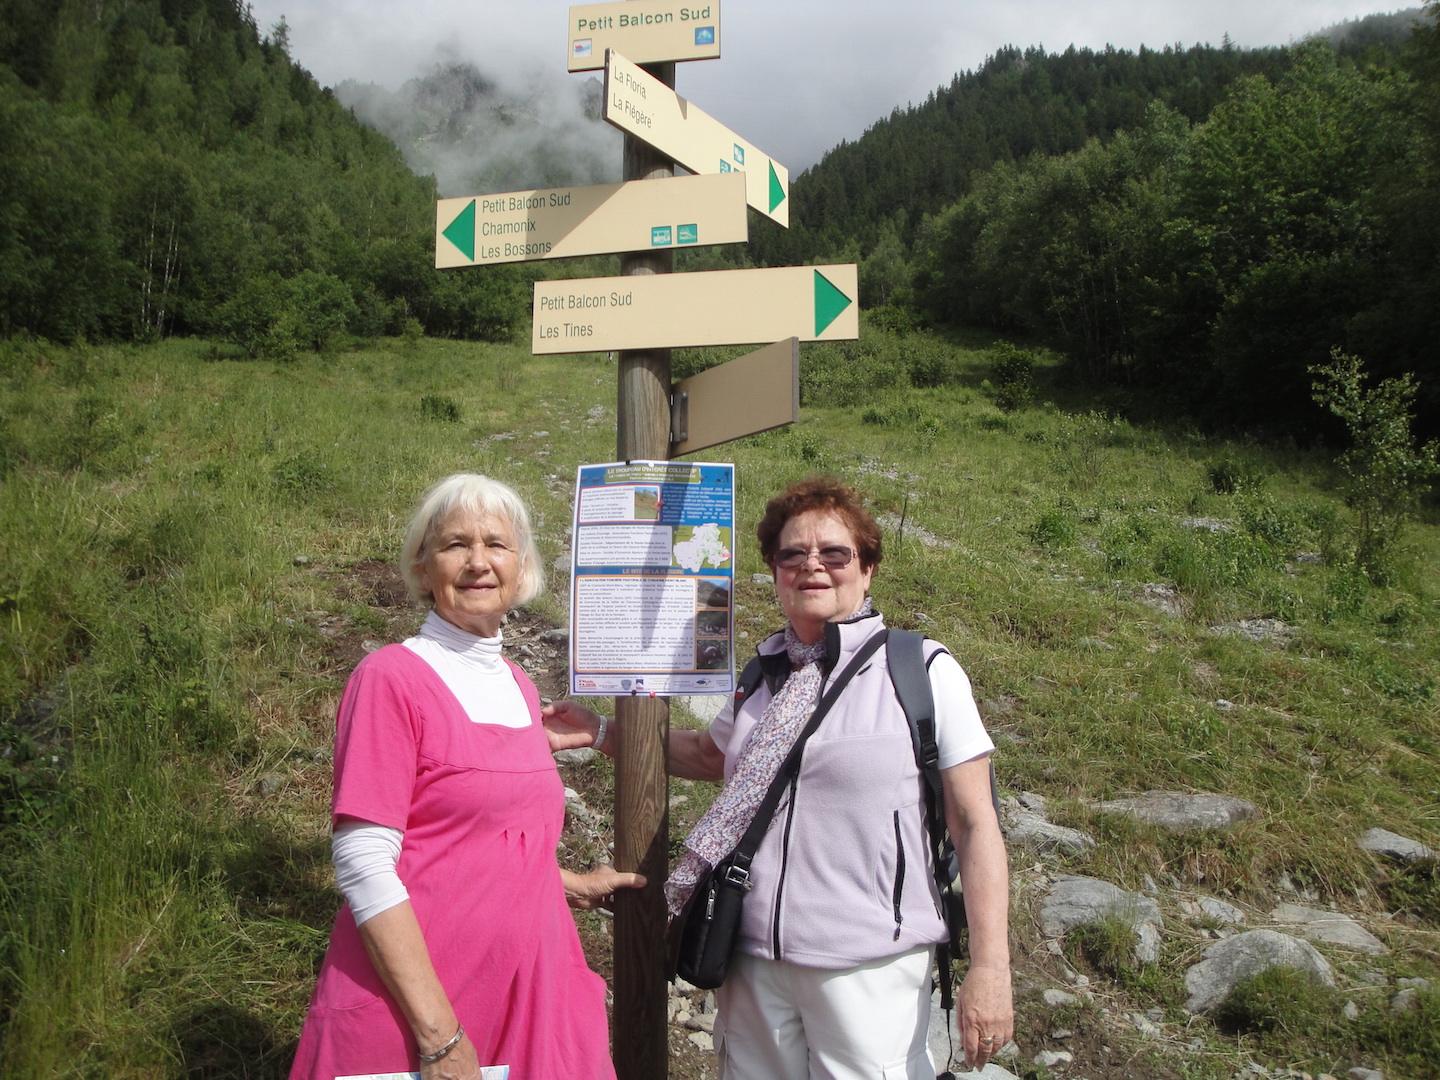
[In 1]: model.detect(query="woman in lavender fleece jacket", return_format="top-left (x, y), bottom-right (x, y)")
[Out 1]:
top-left (547, 477), bottom-right (1013, 1080)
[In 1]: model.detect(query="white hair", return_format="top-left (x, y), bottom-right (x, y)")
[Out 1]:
top-left (400, 473), bottom-right (544, 608)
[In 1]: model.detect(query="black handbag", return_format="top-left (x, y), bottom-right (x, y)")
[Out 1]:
top-left (670, 632), bottom-right (889, 988)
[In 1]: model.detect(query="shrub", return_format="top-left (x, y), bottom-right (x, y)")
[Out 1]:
top-left (986, 341), bottom-right (1037, 411)
top-left (290, 270), bottom-right (358, 352)
top-left (419, 395), bottom-right (461, 423)
top-left (1212, 966), bottom-right (1341, 1039)
top-left (1311, 350), bottom-right (1440, 583)
top-left (1209, 455), bottom-right (1269, 494)
top-left (1028, 501), bottom-right (1077, 549)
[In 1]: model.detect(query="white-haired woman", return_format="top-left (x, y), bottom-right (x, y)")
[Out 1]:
top-left (290, 473), bottom-right (643, 1080)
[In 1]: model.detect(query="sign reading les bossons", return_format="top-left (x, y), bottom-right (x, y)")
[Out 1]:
top-left (568, 0), bottom-right (720, 72)
top-left (434, 173), bottom-right (747, 268)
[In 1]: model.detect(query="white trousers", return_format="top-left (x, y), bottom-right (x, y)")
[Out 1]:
top-left (714, 947), bottom-right (936, 1080)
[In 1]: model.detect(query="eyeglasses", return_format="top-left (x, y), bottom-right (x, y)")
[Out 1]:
top-left (773, 545), bottom-right (856, 570)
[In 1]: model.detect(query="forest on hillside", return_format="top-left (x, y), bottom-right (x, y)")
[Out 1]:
top-left (0, 0), bottom-right (530, 349)
top-left (750, 7), bottom-right (1440, 436)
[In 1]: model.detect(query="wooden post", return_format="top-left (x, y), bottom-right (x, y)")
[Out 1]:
top-left (612, 57), bottom-right (675, 1080)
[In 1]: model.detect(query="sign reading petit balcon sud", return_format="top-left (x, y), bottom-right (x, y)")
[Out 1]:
top-left (532, 265), bottom-right (856, 353)
top-left (568, 0), bottom-right (721, 72)
top-left (434, 172), bottom-right (747, 268)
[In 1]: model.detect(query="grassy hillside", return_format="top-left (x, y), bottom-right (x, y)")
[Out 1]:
top-left (1, 330), bottom-right (1437, 1078)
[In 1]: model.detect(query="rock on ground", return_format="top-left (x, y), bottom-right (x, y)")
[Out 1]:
top-left (1270, 903), bottom-right (1387, 954)
top-left (1184, 929), bottom-right (1335, 1013)
top-left (1040, 875), bottom-right (1164, 962)
top-left (1358, 827), bottom-right (1435, 862)
top-left (1089, 790), bottom-right (1258, 832)
top-left (1004, 811), bottom-right (1097, 855)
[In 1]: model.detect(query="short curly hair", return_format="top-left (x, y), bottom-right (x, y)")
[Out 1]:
top-left (756, 477), bottom-right (882, 572)
top-left (400, 473), bottom-right (545, 609)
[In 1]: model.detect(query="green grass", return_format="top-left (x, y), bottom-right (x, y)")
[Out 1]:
top-left (1, 329), bottom-right (1437, 1078)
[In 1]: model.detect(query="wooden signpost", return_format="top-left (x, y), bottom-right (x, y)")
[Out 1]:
top-left (435, 5), bottom-right (858, 1075)
top-left (567, 0), bottom-right (721, 71)
top-left (604, 49), bottom-right (789, 226)
top-left (434, 172), bottom-right (747, 267)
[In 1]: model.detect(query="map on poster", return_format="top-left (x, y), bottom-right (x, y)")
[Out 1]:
top-left (569, 460), bottom-right (735, 696)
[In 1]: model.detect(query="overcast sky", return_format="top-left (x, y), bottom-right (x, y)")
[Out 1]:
top-left (247, 1), bottom-right (1414, 173)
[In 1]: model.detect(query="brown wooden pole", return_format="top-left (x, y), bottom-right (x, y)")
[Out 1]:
top-left (612, 57), bottom-right (676, 1080)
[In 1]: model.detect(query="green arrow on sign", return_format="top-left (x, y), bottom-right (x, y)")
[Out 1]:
top-left (814, 270), bottom-right (852, 336)
top-left (769, 161), bottom-right (786, 214)
top-left (442, 199), bottom-right (476, 262)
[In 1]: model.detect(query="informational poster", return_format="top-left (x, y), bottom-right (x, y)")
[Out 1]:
top-left (569, 460), bottom-right (735, 696)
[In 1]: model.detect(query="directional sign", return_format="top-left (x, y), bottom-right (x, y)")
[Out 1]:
top-left (604, 49), bottom-right (788, 228)
top-left (532, 265), bottom-right (856, 354)
top-left (569, 0), bottom-right (721, 72)
top-left (671, 338), bottom-right (798, 456)
top-left (435, 173), bottom-right (747, 268)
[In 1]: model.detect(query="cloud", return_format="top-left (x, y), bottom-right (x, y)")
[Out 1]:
top-left (252, 0), bottom-right (1410, 172)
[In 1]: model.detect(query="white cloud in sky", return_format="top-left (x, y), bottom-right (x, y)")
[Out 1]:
top-left (251, 0), bottom-right (1414, 172)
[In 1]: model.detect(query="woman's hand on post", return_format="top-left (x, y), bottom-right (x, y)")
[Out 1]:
top-left (541, 701), bottom-right (606, 754)
top-left (561, 865), bottom-right (647, 910)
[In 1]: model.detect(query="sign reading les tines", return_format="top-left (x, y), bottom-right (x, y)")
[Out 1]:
top-left (568, 0), bottom-right (721, 71)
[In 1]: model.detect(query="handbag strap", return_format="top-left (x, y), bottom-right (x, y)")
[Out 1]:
top-left (724, 628), bottom-right (890, 880)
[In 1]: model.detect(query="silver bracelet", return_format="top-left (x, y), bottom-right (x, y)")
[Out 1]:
top-left (419, 1025), bottom-right (464, 1064)
top-left (595, 713), bottom-right (610, 753)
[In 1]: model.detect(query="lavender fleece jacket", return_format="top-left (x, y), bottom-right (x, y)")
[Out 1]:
top-left (718, 613), bottom-right (984, 969)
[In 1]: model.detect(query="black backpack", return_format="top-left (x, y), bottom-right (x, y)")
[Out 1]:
top-left (734, 627), bottom-right (1002, 1012)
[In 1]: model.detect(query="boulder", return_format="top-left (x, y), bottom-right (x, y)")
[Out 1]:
top-left (1198, 897), bottom-right (1247, 926)
top-left (1041, 875), bottom-right (1164, 962)
top-left (1358, 827), bottom-right (1435, 863)
top-left (1089, 790), bottom-right (1258, 832)
top-left (1270, 903), bottom-right (1386, 954)
top-left (1183, 929), bottom-right (1334, 1013)
top-left (1005, 812), bottom-right (1097, 855)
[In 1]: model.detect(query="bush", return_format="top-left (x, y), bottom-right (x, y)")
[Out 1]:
top-left (1209, 455), bottom-right (1269, 494)
top-left (1028, 501), bottom-right (1077, 549)
top-left (290, 270), bottom-right (358, 352)
top-left (1311, 351), bottom-right (1440, 583)
top-left (986, 341), bottom-right (1037, 411)
top-left (1212, 966), bottom-right (1341, 1039)
top-left (419, 395), bottom-right (461, 423)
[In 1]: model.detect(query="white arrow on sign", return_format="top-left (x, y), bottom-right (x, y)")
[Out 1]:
top-left (532, 265), bottom-right (856, 354)
top-left (604, 49), bottom-right (788, 228)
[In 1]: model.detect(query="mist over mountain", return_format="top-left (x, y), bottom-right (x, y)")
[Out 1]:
top-left (334, 62), bottom-right (620, 197)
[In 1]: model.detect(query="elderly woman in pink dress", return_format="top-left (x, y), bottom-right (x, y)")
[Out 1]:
top-left (289, 473), bottom-right (643, 1080)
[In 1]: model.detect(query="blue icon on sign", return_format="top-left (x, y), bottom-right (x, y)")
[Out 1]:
top-left (678, 224), bottom-right (698, 244)
top-left (733, 145), bottom-right (745, 166)
top-left (694, 26), bottom-right (715, 46)
top-left (573, 39), bottom-right (592, 58)
top-left (719, 160), bottom-right (731, 172)
top-left (651, 226), bottom-right (673, 247)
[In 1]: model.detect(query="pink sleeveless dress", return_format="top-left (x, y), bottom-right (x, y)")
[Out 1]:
top-left (288, 645), bottom-right (613, 1080)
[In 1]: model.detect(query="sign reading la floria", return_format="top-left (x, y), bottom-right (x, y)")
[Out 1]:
top-left (604, 49), bottom-right (788, 227)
